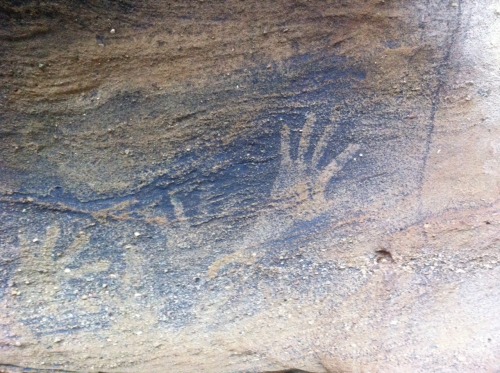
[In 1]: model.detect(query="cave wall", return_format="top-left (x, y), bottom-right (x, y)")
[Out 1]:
top-left (0, 1), bottom-right (499, 372)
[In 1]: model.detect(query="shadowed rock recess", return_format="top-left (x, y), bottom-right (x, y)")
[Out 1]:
top-left (0, 0), bottom-right (499, 372)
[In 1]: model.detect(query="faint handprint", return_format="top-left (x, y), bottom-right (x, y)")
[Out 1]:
top-left (207, 110), bottom-right (360, 279)
top-left (272, 112), bottom-right (360, 219)
top-left (15, 225), bottom-right (111, 300)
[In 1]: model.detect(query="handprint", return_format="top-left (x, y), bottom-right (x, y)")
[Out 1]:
top-left (12, 224), bottom-right (111, 329)
top-left (206, 110), bottom-right (360, 280)
top-left (16, 226), bottom-right (110, 291)
top-left (272, 112), bottom-right (360, 219)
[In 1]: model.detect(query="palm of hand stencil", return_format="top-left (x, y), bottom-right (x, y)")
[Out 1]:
top-left (272, 112), bottom-right (360, 219)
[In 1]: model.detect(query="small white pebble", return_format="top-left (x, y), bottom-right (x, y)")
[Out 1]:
top-left (110, 28), bottom-right (116, 34)
top-left (64, 268), bottom-right (71, 273)
top-left (32, 238), bottom-right (39, 243)
top-left (134, 232), bottom-right (141, 237)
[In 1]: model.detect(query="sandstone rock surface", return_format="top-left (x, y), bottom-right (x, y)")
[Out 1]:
top-left (0, 1), bottom-right (499, 372)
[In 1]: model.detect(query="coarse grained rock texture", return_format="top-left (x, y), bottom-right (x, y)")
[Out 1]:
top-left (0, 0), bottom-right (499, 372)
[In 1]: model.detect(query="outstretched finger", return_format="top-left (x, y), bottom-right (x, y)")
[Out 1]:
top-left (279, 124), bottom-right (293, 168)
top-left (315, 143), bottom-right (360, 199)
top-left (335, 143), bottom-right (360, 168)
top-left (58, 232), bottom-right (90, 267)
top-left (311, 123), bottom-right (337, 168)
top-left (41, 225), bottom-right (61, 271)
top-left (298, 113), bottom-right (316, 164)
top-left (170, 192), bottom-right (188, 222)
